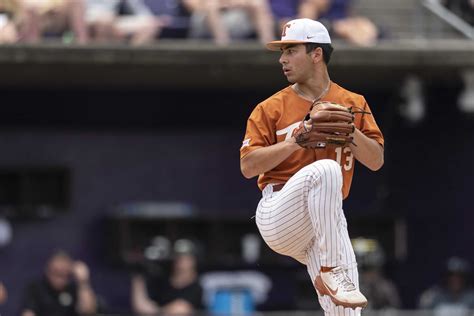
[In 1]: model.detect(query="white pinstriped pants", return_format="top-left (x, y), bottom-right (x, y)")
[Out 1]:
top-left (256, 159), bottom-right (361, 316)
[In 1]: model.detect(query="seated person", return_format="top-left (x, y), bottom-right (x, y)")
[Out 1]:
top-left (270, 0), bottom-right (379, 46)
top-left (300, 0), bottom-right (379, 46)
top-left (131, 245), bottom-right (203, 315)
top-left (183, 0), bottom-right (275, 45)
top-left (20, 250), bottom-right (97, 316)
top-left (418, 256), bottom-right (474, 315)
top-left (142, 0), bottom-right (191, 38)
top-left (18, 0), bottom-right (88, 43)
top-left (85, 0), bottom-right (160, 45)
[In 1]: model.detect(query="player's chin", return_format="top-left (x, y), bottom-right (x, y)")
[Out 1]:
top-left (284, 72), bottom-right (300, 83)
top-left (285, 75), bottom-right (296, 84)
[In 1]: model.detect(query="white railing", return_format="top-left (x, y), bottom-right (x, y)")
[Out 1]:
top-left (422, 0), bottom-right (474, 39)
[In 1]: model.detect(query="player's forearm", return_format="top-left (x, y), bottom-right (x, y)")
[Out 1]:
top-left (350, 129), bottom-right (384, 171)
top-left (76, 281), bottom-right (97, 314)
top-left (241, 139), bottom-right (301, 179)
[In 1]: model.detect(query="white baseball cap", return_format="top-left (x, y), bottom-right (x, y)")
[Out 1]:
top-left (266, 18), bottom-right (331, 51)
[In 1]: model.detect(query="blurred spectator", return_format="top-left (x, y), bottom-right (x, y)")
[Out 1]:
top-left (270, 0), bottom-right (379, 46)
top-left (0, 281), bottom-right (7, 304)
top-left (299, 0), bottom-right (379, 46)
top-left (131, 239), bottom-right (203, 316)
top-left (443, 0), bottom-right (474, 25)
top-left (143, 0), bottom-right (191, 39)
top-left (183, 0), bottom-right (275, 46)
top-left (20, 250), bottom-right (97, 316)
top-left (0, 0), bottom-right (19, 43)
top-left (85, 0), bottom-right (160, 45)
top-left (353, 238), bottom-right (401, 310)
top-left (18, 0), bottom-right (88, 43)
top-left (419, 256), bottom-right (474, 316)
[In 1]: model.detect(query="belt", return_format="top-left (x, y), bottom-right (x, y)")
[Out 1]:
top-left (271, 183), bottom-right (285, 192)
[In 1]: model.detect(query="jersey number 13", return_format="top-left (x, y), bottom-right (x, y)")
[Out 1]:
top-left (335, 147), bottom-right (354, 171)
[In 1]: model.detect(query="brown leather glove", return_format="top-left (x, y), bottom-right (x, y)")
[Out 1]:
top-left (294, 101), bottom-right (356, 148)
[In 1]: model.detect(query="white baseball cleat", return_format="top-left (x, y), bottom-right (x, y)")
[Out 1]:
top-left (315, 266), bottom-right (368, 309)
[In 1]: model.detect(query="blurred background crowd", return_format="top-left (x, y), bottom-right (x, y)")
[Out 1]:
top-left (0, 0), bottom-right (473, 316)
top-left (1, 0), bottom-right (471, 46)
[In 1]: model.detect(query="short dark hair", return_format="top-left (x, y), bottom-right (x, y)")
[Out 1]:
top-left (305, 43), bottom-right (334, 65)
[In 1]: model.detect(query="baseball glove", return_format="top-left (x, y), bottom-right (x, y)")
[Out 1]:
top-left (294, 101), bottom-right (363, 149)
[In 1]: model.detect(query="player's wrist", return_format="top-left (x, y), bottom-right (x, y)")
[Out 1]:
top-left (286, 136), bottom-right (296, 143)
top-left (285, 137), bottom-right (300, 149)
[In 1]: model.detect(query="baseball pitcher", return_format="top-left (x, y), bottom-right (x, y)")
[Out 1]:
top-left (240, 18), bottom-right (384, 315)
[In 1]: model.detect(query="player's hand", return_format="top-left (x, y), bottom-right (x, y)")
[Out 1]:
top-left (72, 261), bottom-right (90, 284)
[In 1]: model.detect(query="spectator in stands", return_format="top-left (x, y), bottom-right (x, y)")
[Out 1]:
top-left (85, 0), bottom-right (160, 45)
top-left (142, 0), bottom-right (191, 39)
top-left (353, 238), bottom-right (402, 310)
top-left (131, 239), bottom-right (203, 316)
top-left (419, 256), bottom-right (474, 315)
top-left (183, 0), bottom-right (275, 46)
top-left (18, 0), bottom-right (88, 43)
top-left (270, 0), bottom-right (379, 46)
top-left (20, 250), bottom-right (97, 316)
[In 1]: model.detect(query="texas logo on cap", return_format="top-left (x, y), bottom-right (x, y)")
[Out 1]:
top-left (266, 18), bottom-right (331, 51)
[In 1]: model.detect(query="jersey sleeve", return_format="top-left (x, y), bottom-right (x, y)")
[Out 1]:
top-left (360, 99), bottom-right (384, 147)
top-left (240, 104), bottom-right (276, 159)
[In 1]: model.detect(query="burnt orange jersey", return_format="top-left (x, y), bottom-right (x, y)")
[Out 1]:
top-left (240, 82), bottom-right (384, 199)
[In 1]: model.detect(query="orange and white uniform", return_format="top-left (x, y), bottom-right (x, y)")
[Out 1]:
top-left (240, 81), bottom-right (384, 199)
top-left (240, 82), bottom-right (384, 316)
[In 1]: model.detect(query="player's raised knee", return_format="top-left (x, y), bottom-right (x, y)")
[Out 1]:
top-left (318, 159), bottom-right (342, 175)
top-left (313, 159), bottom-right (343, 185)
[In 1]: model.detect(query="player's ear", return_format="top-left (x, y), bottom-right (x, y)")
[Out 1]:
top-left (311, 47), bottom-right (323, 63)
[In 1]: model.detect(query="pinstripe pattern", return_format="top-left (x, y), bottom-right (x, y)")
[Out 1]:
top-left (256, 159), bottom-right (361, 316)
